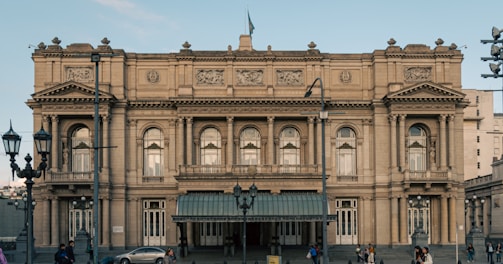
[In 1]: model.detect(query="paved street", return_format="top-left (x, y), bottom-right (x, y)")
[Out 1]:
top-left (4, 245), bottom-right (499, 264)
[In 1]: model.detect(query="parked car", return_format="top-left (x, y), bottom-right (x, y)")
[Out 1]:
top-left (114, 246), bottom-right (165, 264)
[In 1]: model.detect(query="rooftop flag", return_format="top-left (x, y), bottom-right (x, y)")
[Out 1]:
top-left (248, 11), bottom-right (255, 35)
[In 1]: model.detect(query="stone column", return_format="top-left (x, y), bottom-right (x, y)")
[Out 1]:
top-left (449, 196), bottom-right (457, 242)
top-left (448, 115), bottom-right (455, 168)
top-left (316, 118), bottom-right (322, 167)
top-left (227, 117), bottom-right (234, 171)
top-left (439, 115), bottom-right (447, 169)
top-left (51, 198), bottom-right (59, 246)
top-left (440, 195), bottom-right (448, 244)
top-left (398, 115), bottom-right (406, 170)
top-left (168, 119), bottom-right (176, 174)
top-left (391, 196), bottom-right (399, 244)
top-left (102, 115), bottom-right (110, 174)
top-left (42, 198), bottom-right (50, 246)
top-left (186, 117), bottom-right (193, 165)
top-left (176, 117), bottom-right (184, 167)
top-left (310, 222), bottom-right (316, 244)
top-left (50, 115), bottom-right (59, 171)
top-left (389, 115), bottom-right (397, 170)
top-left (101, 198), bottom-right (109, 247)
top-left (308, 117), bottom-right (315, 165)
top-left (399, 196), bottom-right (408, 243)
top-left (267, 116), bottom-right (274, 165)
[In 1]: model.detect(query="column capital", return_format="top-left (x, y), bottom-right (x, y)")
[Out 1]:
top-left (388, 114), bottom-right (398, 123)
top-left (267, 116), bottom-right (275, 123)
top-left (227, 116), bottom-right (234, 123)
top-left (398, 114), bottom-right (407, 121)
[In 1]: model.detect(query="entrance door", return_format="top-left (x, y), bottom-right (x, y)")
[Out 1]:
top-left (408, 206), bottom-right (430, 244)
top-left (143, 200), bottom-right (166, 246)
top-left (279, 222), bottom-right (302, 245)
top-left (199, 223), bottom-right (223, 246)
top-left (335, 199), bottom-right (358, 244)
top-left (69, 206), bottom-right (93, 241)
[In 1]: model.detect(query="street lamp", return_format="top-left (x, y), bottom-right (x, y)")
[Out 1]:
top-left (9, 193), bottom-right (37, 259)
top-left (408, 195), bottom-right (430, 234)
top-left (304, 77), bottom-right (328, 264)
top-left (72, 195), bottom-right (93, 233)
top-left (465, 194), bottom-right (485, 234)
top-left (91, 53), bottom-right (100, 264)
top-left (2, 121), bottom-right (51, 264)
top-left (481, 26), bottom-right (503, 113)
top-left (233, 182), bottom-right (258, 264)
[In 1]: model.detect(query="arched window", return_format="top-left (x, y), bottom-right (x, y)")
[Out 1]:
top-left (240, 127), bottom-right (261, 165)
top-left (200, 128), bottom-right (221, 166)
top-left (408, 125), bottom-right (426, 171)
top-left (143, 128), bottom-right (164, 176)
top-left (336, 127), bottom-right (356, 176)
top-left (279, 127), bottom-right (300, 172)
top-left (71, 127), bottom-right (91, 172)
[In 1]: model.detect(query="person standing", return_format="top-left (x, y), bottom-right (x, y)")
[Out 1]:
top-left (415, 245), bottom-right (424, 264)
top-left (419, 247), bottom-right (433, 264)
top-left (65, 240), bottom-right (75, 263)
top-left (55, 243), bottom-right (69, 264)
top-left (355, 244), bottom-right (362, 263)
top-left (496, 242), bottom-right (502, 263)
top-left (466, 243), bottom-right (475, 263)
top-left (367, 246), bottom-right (375, 264)
top-left (487, 242), bottom-right (494, 264)
top-left (0, 247), bottom-right (8, 264)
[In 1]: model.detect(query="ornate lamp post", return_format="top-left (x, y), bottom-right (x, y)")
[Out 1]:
top-left (409, 195), bottom-right (430, 249)
top-left (304, 77), bottom-right (329, 264)
top-left (2, 122), bottom-right (51, 264)
top-left (465, 194), bottom-right (485, 234)
top-left (72, 194), bottom-right (94, 233)
top-left (9, 193), bottom-right (37, 260)
top-left (234, 182), bottom-right (258, 264)
top-left (465, 194), bottom-right (486, 258)
top-left (481, 26), bottom-right (503, 110)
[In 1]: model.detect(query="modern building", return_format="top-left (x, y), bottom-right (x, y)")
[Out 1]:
top-left (26, 35), bottom-right (467, 250)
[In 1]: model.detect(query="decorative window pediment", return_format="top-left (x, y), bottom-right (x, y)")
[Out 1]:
top-left (32, 81), bottom-right (116, 103)
top-left (383, 82), bottom-right (465, 104)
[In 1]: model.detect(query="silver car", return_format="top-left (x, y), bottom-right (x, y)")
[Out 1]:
top-left (114, 246), bottom-right (166, 264)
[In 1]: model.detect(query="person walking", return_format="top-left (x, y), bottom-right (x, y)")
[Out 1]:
top-left (307, 244), bottom-right (318, 264)
top-left (355, 244), bottom-right (363, 263)
top-left (466, 243), bottom-right (475, 263)
top-left (367, 246), bottom-right (375, 264)
top-left (163, 248), bottom-right (176, 264)
top-left (0, 247), bottom-right (8, 264)
top-left (414, 245), bottom-right (424, 264)
top-left (65, 240), bottom-right (75, 263)
top-left (496, 242), bottom-right (502, 263)
top-left (55, 243), bottom-right (69, 264)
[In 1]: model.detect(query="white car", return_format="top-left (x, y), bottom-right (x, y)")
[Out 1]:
top-left (114, 246), bottom-right (166, 264)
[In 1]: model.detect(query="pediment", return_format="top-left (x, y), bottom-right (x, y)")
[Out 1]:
top-left (384, 82), bottom-right (465, 103)
top-left (32, 81), bottom-right (116, 103)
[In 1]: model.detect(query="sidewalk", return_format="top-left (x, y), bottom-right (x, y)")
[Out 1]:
top-left (4, 246), bottom-right (497, 264)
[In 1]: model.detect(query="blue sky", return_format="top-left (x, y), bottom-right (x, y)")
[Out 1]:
top-left (0, 0), bottom-right (502, 186)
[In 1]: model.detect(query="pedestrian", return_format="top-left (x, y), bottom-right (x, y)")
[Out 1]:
top-left (466, 243), bottom-right (475, 263)
top-left (65, 240), bottom-right (75, 263)
top-left (368, 246), bottom-right (375, 264)
top-left (414, 245), bottom-right (423, 264)
top-left (86, 242), bottom-right (93, 261)
top-left (355, 244), bottom-right (362, 262)
top-left (314, 244), bottom-right (321, 264)
top-left (163, 248), bottom-right (176, 264)
top-left (496, 242), bottom-right (502, 263)
top-left (307, 244), bottom-right (318, 264)
top-left (419, 247), bottom-right (433, 264)
top-left (487, 242), bottom-right (494, 264)
top-left (0, 247), bottom-right (8, 264)
top-left (55, 243), bottom-right (69, 264)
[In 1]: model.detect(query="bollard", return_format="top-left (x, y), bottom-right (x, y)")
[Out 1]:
top-left (379, 259), bottom-right (384, 264)
top-left (457, 260), bottom-right (462, 264)
top-left (286, 261), bottom-right (290, 264)
top-left (411, 260), bottom-right (415, 264)
top-left (348, 260), bottom-right (352, 264)
top-left (192, 261), bottom-right (196, 264)
top-left (255, 261), bottom-right (259, 264)
top-left (224, 261), bottom-right (227, 264)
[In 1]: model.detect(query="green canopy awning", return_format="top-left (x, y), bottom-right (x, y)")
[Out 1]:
top-left (172, 193), bottom-right (337, 222)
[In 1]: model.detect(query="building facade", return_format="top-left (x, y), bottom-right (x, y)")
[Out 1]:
top-left (27, 35), bottom-right (467, 250)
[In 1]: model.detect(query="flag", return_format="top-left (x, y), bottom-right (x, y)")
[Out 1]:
top-left (248, 11), bottom-right (255, 35)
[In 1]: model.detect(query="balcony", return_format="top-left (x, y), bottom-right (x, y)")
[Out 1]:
top-left (177, 164), bottom-right (320, 180)
top-left (46, 171), bottom-right (93, 183)
top-left (403, 169), bottom-right (452, 190)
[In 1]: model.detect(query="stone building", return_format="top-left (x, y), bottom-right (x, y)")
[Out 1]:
top-left (27, 35), bottom-right (467, 250)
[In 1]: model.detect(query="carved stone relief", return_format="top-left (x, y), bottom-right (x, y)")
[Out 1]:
top-left (276, 69), bottom-right (303, 86)
top-left (404, 67), bottom-right (432, 82)
top-left (65, 66), bottom-right (93, 82)
top-left (196, 69), bottom-right (224, 85)
top-left (340, 70), bottom-right (352, 83)
top-left (236, 69), bottom-right (264, 86)
top-left (146, 70), bottom-right (160, 83)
